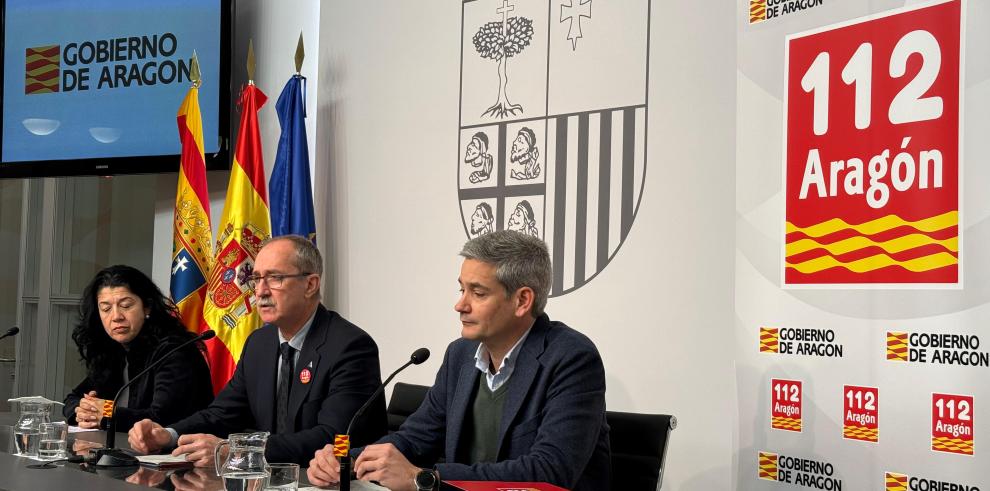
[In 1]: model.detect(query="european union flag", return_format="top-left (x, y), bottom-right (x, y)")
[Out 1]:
top-left (270, 75), bottom-right (316, 241)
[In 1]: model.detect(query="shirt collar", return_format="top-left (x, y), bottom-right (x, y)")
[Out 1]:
top-left (278, 309), bottom-right (317, 352)
top-left (474, 326), bottom-right (533, 377)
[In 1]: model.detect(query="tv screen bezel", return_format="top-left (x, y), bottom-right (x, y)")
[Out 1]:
top-left (0, 0), bottom-right (232, 178)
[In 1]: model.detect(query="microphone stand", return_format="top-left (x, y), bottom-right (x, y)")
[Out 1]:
top-left (338, 348), bottom-right (430, 491)
top-left (94, 330), bottom-right (215, 467)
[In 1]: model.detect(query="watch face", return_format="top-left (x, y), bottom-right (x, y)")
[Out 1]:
top-left (415, 470), bottom-right (437, 489)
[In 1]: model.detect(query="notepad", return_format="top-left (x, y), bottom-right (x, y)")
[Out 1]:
top-left (135, 453), bottom-right (193, 469)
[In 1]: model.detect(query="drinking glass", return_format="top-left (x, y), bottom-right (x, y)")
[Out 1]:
top-left (38, 422), bottom-right (68, 460)
top-left (265, 463), bottom-right (299, 490)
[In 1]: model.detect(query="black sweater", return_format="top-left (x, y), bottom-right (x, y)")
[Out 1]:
top-left (63, 335), bottom-right (214, 430)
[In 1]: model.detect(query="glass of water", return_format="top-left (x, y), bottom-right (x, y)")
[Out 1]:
top-left (265, 463), bottom-right (299, 490)
top-left (38, 422), bottom-right (68, 460)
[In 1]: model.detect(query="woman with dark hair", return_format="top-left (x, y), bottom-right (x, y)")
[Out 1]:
top-left (63, 265), bottom-right (214, 431)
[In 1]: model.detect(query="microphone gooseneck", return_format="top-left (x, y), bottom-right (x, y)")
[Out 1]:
top-left (344, 347), bottom-right (430, 437)
top-left (95, 329), bottom-right (216, 466)
top-left (0, 326), bottom-right (19, 340)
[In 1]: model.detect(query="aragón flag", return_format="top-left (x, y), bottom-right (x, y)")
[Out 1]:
top-left (270, 75), bottom-right (316, 241)
top-left (171, 84), bottom-right (213, 338)
top-left (203, 83), bottom-right (271, 392)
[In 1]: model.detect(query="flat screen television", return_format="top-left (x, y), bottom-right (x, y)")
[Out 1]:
top-left (0, 0), bottom-right (231, 178)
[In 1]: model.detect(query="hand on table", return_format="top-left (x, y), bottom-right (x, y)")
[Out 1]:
top-left (127, 419), bottom-right (173, 454)
top-left (308, 443), bottom-right (342, 488)
top-left (75, 391), bottom-right (107, 429)
top-left (173, 433), bottom-right (222, 468)
top-left (353, 443), bottom-right (420, 491)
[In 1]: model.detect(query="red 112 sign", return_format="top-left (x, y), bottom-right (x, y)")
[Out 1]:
top-left (771, 378), bottom-right (802, 432)
top-left (843, 385), bottom-right (879, 443)
top-left (932, 392), bottom-right (974, 455)
top-left (783, 0), bottom-right (961, 286)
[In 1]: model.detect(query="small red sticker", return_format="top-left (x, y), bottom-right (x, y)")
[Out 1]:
top-left (299, 368), bottom-right (312, 384)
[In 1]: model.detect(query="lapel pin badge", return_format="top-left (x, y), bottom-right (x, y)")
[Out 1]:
top-left (300, 368), bottom-right (312, 384)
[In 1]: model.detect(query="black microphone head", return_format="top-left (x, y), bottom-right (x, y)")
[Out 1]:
top-left (6, 327), bottom-right (18, 336)
top-left (410, 348), bottom-right (430, 365)
top-left (199, 330), bottom-right (216, 340)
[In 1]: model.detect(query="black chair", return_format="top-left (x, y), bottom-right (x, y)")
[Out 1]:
top-left (607, 411), bottom-right (676, 490)
top-left (387, 382), bottom-right (431, 433)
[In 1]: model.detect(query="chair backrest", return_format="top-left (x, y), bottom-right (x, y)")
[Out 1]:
top-left (387, 382), bottom-right (431, 433)
top-left (606, 411), bottom-right (676, 490)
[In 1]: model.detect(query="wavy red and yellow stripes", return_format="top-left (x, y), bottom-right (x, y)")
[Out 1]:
top-left (885, 473), bottom-right (908, 491)
top-left (785, 211), bottom-right (958, 282)
top-left (25, 45), bottom-right (59, 94)
top-left (750, 0), bottom-right (766, 23)
top-left (758, 452), bottom-right (777, 481)
top-left (771, 416), bottom-right (801, 432)
top-left (843, 425), bottom-right (878, 442)
top-left (333, 435), bottom-right (350, 458)
top-left (204, 84), bottom-right (271, 389)
top-left (932, 435), bottom-right (973, 455)
top-left (886, 332), bottom-right (908, 361)
top-left (759, 327), bottom-right (779, 353)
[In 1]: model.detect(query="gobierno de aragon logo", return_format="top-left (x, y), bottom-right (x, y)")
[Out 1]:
top-left (783, 1), bottom-right (961, 286)
top-left (25, 33), bottom-right (193, 96)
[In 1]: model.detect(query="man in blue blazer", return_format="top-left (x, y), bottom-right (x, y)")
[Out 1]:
top-left (308, 231), bottom-right (611, 491)
top-left (128, 235), bottom-right (387, 466)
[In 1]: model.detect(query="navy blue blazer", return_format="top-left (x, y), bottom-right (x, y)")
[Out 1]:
top-left (171, 305), bottom-right (387, 465)
top-left (376, 314), bottom-right (611, 491)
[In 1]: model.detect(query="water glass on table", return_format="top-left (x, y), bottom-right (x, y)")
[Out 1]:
top-left (39, 422), bottom-right (68, 460)
top-left (265, 463), bottom-right (300, 490)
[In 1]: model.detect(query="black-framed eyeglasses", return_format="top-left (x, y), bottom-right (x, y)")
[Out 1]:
top-left (245, 273), bottom-right (312, 290)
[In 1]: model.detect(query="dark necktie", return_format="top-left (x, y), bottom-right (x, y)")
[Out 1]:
top-left (275, 342), bottom-right (295, 434)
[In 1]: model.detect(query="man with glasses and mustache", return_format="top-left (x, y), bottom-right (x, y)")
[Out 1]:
top-left (128, 235), bottom-right (387, 467)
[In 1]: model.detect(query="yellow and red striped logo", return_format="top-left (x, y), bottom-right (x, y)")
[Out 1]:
top-left (750, 0), bottom-right (767, 23)
top-left (758, 451), bottom-right (777, 481)
top-left (760, 327), bottom-right (779, 353)
top-left (102, 400), bottom-right (115, 418)
top-left (843, 425), bottom-right (878, 442)
top-left (771, 416), bottom-right (802, 432)
top-left (931, 435), bottom-right (974, 455)
top-left (25, 45), bottom-right (60, 95)
top-left (885, 472), bottom-right (908, 491)
top-left (785, 212), bottom-right (958, 283)
top-left (886, 331), bottom-right (908, 361)
top-left (333, 434), bottom-right (350, 458)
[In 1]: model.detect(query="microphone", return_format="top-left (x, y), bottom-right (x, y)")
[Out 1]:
top-left (337, 348), bottom-right (430, 491)
top-left (0, 326), bottom-right (19, 341)
top-left (345, 347), bottom-right (429, 435)
top-left (94, 329), bottom-right (216, 467)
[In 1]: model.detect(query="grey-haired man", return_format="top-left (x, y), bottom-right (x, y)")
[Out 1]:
top-left (308, 231), bottom-right (610, 491)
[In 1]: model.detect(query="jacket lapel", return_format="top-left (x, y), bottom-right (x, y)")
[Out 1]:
top-left (495, 316), bottom-right (549, 454)
top-left (286, 305), bottom-right (327, 430)
top-left (446, 343), bottom-right (483, 460)
top-left (254, 328), bottom-right (279, 431)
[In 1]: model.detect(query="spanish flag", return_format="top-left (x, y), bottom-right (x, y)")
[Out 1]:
top-left (171, 83), bottom-right (214, 339)
top-left (203, 82), bottom-right (271, 392)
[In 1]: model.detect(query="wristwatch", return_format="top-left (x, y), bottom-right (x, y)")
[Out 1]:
top-left (414, 468), bottom-right (439, 490)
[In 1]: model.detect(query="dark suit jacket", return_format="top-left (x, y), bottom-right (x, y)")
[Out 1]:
top-left (171, 305), bottom-right (387, 465)
top-left (63, 337), bottom-right (213, 431)
top-left (376, 314), bottom-right (611, 491)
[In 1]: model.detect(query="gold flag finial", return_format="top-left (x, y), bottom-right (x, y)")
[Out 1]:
top-left (247, 39), bottom-right (256, 84)
top-left (294, 32), bottom-right (305, 74)
top-left (190, 50), bottom-right (202, 88)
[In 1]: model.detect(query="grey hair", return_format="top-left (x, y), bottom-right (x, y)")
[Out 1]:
top-left (262, 235), bottom-right (323, 276)
top-left (459, 230), bottom-right (552, 317)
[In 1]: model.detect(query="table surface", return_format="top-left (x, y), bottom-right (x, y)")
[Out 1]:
top-left (0, 412), bottom-right (387, 490)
